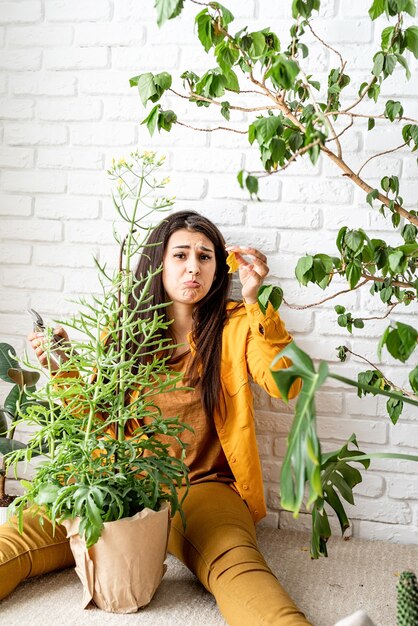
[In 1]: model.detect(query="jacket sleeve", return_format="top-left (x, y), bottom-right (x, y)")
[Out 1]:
top-left (243, 301), bottom-right (302, 399)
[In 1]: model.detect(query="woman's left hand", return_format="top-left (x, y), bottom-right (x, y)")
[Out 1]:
top-left (226, 246), bottom-right (269, 304)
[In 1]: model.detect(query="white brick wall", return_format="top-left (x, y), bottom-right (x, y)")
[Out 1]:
top-left (0, 0), bottom-right (417, 546)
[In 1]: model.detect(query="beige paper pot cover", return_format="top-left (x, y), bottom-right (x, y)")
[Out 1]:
top-left (63, 502), bottom-right (171, 614)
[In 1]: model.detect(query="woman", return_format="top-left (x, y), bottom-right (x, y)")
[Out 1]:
top-left (0, 210), bottom-right (310, 626)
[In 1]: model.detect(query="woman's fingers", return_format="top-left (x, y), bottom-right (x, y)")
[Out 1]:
top-left (52, 325), bottom-right (69, 342)
top-left (226, 246), bottom-right (269, 277)
top-left (27, 329), bottom-right (64, 370)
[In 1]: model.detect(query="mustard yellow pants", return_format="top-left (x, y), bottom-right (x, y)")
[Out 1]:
top-left (0, 482), bottom-right (311, 626)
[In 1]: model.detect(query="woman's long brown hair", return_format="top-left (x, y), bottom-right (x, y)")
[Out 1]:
top-left (128, 210), bottom-right (233, 420)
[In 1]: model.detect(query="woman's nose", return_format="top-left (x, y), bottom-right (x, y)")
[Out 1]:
top-left (187, 259), bottom-right (200, 274)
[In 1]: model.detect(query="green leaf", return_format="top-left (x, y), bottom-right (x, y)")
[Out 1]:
top-left (141, 104), bottom-right (161, 136)
top-left (395, 53), bottom-right (411, 80)
top-left (251, 115), bottom-right (282, 145)
top-left (378, 326), bottom-right (391, 361)
top-left (0, 437), bottom-right (27, 454)
top-left (210, 2), bottom-right (234, 27)
top-left (368, 118), bottom-right (375, 131)
top-left (387, 397), bottom-right (403, 424)
top-left (401, 224), bottom-right (417, 243)
top-left (158, 109), bottom-right (177, 132)
top-left (338, 314), bottom-right (348, 328)
top-left (314, 254), bottom-right (333, 289)
top-left (271, 342), bottom-right (328, 518)
top-left (369, 0), bottom-right (388, 19)
top-left (381, 26), bottom-right (395, 50)
top-left (154, 71), bottom-right (172, 92)
top-left (237, 169), bottom-right (244, 189)
top-left (0, 410), bottom-right (10, 435)
top-left (224, 69), bottom-right (239, 92)
top-left (196, 10), bottom-right (214, 53)
top-left (384, 53), bottom-right (397, 77)
top-left (366, 188), bottom-right (379, 206)
top-left (35, 483), bottom-right (60, 505)
top-left (405, 26), bottom-right (418, 59)
top-left (215, 40), bottom-right (239, 74)
top-left (385, 99), bottom-right (404, 122)
top-left (292, 0), bottom-right (320, 19)
top-left (0, 343), bottom-right (18, 383)
top-left (220, 101), bottom-right (230, 121)
top-left (372, 51), bottom-right (385, 76)
top-left (295, 255), bottom-right (314, 285)
top-left (244, 31), bottom-right (267, 60)
top-left (4, 384), bottom-right (20, 417)
top-left (133, 72), bottom-right (157, 107)
top-left (6, 368), bottom-right (39, 387)
top-left (345, 230), bottom-right (365, 254)
top-left (245, 175), bottom-right (259, 196)
top-left (154, 0), bottom-right (184, 27)
top-left (409, 365), bottom-right (418, 393)
top-left (257, 284), bottom-right (283, 314)
top-left (265, 55), bottom-right (299, 90)
top-left (334, 305), bottom-right (346, 314)
top-left (383, 322), bottom-right (418, 362)
top-left (388, 250), bottom-right (405, 273)
top-left (346, 260), bottom-right (362, 289)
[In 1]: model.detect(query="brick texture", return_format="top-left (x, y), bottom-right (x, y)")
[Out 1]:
top-left (0, 0), bottom-right (417, 546)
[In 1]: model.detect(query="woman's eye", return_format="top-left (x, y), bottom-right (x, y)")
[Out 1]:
top-left (200, 254), bottom-right (212, 261)
top-left (174, 253), bottom-right (185, 259)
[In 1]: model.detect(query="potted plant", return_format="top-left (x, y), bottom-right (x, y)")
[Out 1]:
top-left (5, 151), bottom-right (191, 613)
top-left (0, 343), bottom-right (41, 524)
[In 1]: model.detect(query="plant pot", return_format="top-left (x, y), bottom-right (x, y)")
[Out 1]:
top-left (62, 502), bottom-right (171, 614)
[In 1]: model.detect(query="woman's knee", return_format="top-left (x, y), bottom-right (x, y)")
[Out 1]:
top-left (0, 512), bottom-right (73, 601)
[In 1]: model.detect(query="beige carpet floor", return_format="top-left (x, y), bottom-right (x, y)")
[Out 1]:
top-left (1, 528), bottom-right (417, 626)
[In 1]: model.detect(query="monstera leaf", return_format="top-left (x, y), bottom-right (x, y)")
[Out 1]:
top-left (310, 435), bottom-right (369, 558)
top-left (271, 341), bottom-right (328, 515)
top-left (271, 341), bottom-right (418, 558)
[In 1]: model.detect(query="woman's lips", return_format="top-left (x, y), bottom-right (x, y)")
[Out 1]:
top-left (183, 281), bottom-right (200, 288)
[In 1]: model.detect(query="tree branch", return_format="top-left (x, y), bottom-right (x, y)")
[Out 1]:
top-left (343, 346), bottom-right (418, 400)
top-left (283, 279), bottom-right (368, 310)
top-left (169, 88), bottom-right (279, 112)
top-left (357, 142), bottom-right (408, 177)
top-left (176, 120), bottom-right (247, 134)
top-left (361, 271), bottom-right (414, 289)
top-left (307, 22), bottom-right (345, 71)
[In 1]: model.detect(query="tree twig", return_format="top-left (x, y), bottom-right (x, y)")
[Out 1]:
top-left (176, 120), bottom-right (247, 134)
top-left (357, 142), bottom-right (408, 177)
top-left (307, 22), bottom-right (345, 71)
top-left (361, 271), bottom-right (414, 289)
top-left (283, 279), bottom-right (368, 310)
top-left (169, 88), bottom-right (279, 112)
top-left (343, 346), bottom-right (418, 400)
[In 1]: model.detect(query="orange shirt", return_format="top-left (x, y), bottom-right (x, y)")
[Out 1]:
top-left (129, 301), bottom-right (300, 523)
top-left (144, 350), bottom-right (234, 485)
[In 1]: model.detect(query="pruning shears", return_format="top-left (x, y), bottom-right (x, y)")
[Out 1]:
top-left (27, 308), bottom-right (69, 363)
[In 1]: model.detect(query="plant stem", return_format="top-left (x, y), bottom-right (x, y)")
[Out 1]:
top-left (329, 373), bottom-right (418, 407)
top-left (116, 165), bottom-right (145, 442)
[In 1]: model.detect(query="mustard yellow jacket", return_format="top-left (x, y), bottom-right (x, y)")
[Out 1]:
top-left (204, 300), bottom-right (300, 523)
top-left (60, 300), bottom-right (299, 523)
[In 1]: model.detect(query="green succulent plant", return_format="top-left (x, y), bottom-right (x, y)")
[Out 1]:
top-left (397, 571), bottom-right (418, 626)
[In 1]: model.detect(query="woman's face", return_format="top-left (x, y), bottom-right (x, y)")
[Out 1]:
top-left (162, 229), bottom-right (217, 307)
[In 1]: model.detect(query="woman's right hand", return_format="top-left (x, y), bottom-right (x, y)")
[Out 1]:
top-left (27, 326), bottom-right (70, 373)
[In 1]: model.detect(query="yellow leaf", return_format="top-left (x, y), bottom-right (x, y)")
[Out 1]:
top-left (226, 251), bottom-right (239, 273)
